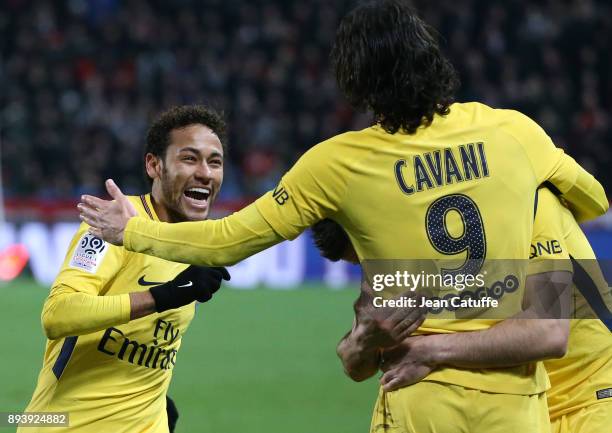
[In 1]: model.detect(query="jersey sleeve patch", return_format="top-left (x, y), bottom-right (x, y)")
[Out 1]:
top-left (69, 232), bottom-right (109, 274)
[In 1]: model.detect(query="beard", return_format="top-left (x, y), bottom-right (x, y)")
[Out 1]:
top-left (159, 168), bottom-right (190, 223)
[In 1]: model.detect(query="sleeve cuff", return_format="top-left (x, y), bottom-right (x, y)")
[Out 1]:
top-left (119, 293), bottom-right (132, 323)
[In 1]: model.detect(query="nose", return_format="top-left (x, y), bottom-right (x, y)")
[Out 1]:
top-left (194, 161), bottom-right (213, 182)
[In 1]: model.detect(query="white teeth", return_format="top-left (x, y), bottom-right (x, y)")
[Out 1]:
top-left (186, 187), bottom-right (210, 194)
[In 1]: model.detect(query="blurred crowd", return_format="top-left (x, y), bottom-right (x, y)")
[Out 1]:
top-left (2, 0), bottom-right (611, 201)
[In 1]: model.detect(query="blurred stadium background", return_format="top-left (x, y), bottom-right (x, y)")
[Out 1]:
top-left (1, 0), bottom-right (611, 432)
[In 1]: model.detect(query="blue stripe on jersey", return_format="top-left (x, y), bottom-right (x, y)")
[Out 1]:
top-left (52, 336), bottom-right (78, 379)
top-left (571, 258), bottom-right (612, 331)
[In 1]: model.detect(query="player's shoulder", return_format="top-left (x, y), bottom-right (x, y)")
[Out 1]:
top-left (451, 101), bottom-right (494, 115)
top-left (444, 101), bottom-right (499, 119)
top-left (491, 107), bottom-right (545, 135)
top-left (301, 127), bottom-right (381, 163)
top-left (316, 126), bottom-right (381, 147)
top-left (452, 101), bottom-right (539, 127)
top-left (479, 106), bottom-right (553, 154)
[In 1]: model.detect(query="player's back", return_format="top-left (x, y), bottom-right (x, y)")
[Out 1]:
top-left (264, 101), bottom-right (566, 336)
top-left (330, 102), bottom-right (540, 263)
top-left (316, 102), bottom-right (558, 394)
top-left (308, 101), bottom-right (546, 337)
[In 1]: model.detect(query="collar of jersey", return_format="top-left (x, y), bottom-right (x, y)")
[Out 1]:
top-left (140, 193), bottom-right (160, 222)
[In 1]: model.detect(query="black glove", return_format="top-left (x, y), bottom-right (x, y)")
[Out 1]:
top-left (150, 265), bottom-right (231, 312)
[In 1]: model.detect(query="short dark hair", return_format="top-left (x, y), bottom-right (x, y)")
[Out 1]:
top-left (331, 0), bottom-right (459, 134)
top-left (145, 104), bottom-right (226, 159)
top-left (311, 219), bottom-right (352, 262)
top-left (144, 104), bottom-right (226, 185)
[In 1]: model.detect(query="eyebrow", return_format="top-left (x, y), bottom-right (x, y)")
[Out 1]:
top-left (178, 147), bottom-right (223, 159)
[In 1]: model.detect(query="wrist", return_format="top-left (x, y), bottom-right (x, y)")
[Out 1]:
top-left (129, 291), bottom-right (157, 319)
top-left (421, 334), bottom-right (451, 366)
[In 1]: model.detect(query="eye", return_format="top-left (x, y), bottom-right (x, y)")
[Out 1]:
top-left (181, 155), bottom-right (197, 162)
top-left (209, 159), bottom-right (223, 167)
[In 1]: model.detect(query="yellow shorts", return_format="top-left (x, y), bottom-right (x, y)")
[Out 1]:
top-left (370, 381), bottom-right (551, 433)
top-left (551, 402), bottom-right (612, 433)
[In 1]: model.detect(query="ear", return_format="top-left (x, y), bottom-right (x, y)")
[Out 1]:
top-left (145, 153), bottom-right (163, 181)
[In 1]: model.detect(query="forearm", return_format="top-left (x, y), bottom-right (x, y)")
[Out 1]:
top-left (129, 291), bottom-right (156, 320)
top-left (124, 203), bottom-right (283, 266)
top-left (425, 318), bottom-right (569, 368)
top-left (42, 286), bottom-right (132, 339)
top-left (424, 270), bottom-right (572, 368)
top-left (336, 327), bottom-right (381, 382)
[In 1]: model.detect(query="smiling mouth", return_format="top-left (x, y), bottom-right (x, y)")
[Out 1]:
top-left (184, 187), bottom-right (211, 204)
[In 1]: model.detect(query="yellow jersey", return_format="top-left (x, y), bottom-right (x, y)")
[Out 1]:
top-left (529, 188), bottom-right (612, 419)
top-left (20, 195), bottom-right (193, 433)
top-left (255, 102), bottom-right (600, 394)
top-left (123, 102), bottom-right (608, 394)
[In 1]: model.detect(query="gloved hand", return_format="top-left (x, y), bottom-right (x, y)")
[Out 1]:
top-left (150, 265), bottom-right (231, 312)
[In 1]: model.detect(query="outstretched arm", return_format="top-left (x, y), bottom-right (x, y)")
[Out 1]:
top-left (123, 203), bottom-right (283, 266)
top-left (81, 140), bottom-right (348, 266)
top-left (78, 180), bottom-right (284, 266)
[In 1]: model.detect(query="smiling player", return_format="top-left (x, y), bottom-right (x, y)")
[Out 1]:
top-left (78, 1), bottom-right (608, 432)
top-left (19, 105), bottom-right (230, 433)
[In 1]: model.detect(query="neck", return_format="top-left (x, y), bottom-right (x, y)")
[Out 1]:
top-left (149, 195), bottom-right (170, 223)
top-left (150, 181), bottom-right (193, 223)
top-left (149, 191), bottom-right (188, 223)
top-left (150, 187), bottom-right (172, 223)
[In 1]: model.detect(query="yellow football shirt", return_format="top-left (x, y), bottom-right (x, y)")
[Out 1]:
top-left (124, 102), bottom-right (608, 394)
top-left (529, 189), bottom-right (612, 419)
top-left (20, 195), bottom-right (194, 433)
top-left (255, 101), bottom-right (601, 394)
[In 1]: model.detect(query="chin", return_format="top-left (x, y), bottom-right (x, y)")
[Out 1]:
top-left (184, 210), bottom-right (210, 222)
top-left (169, 206), bottom-right (209, 223)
